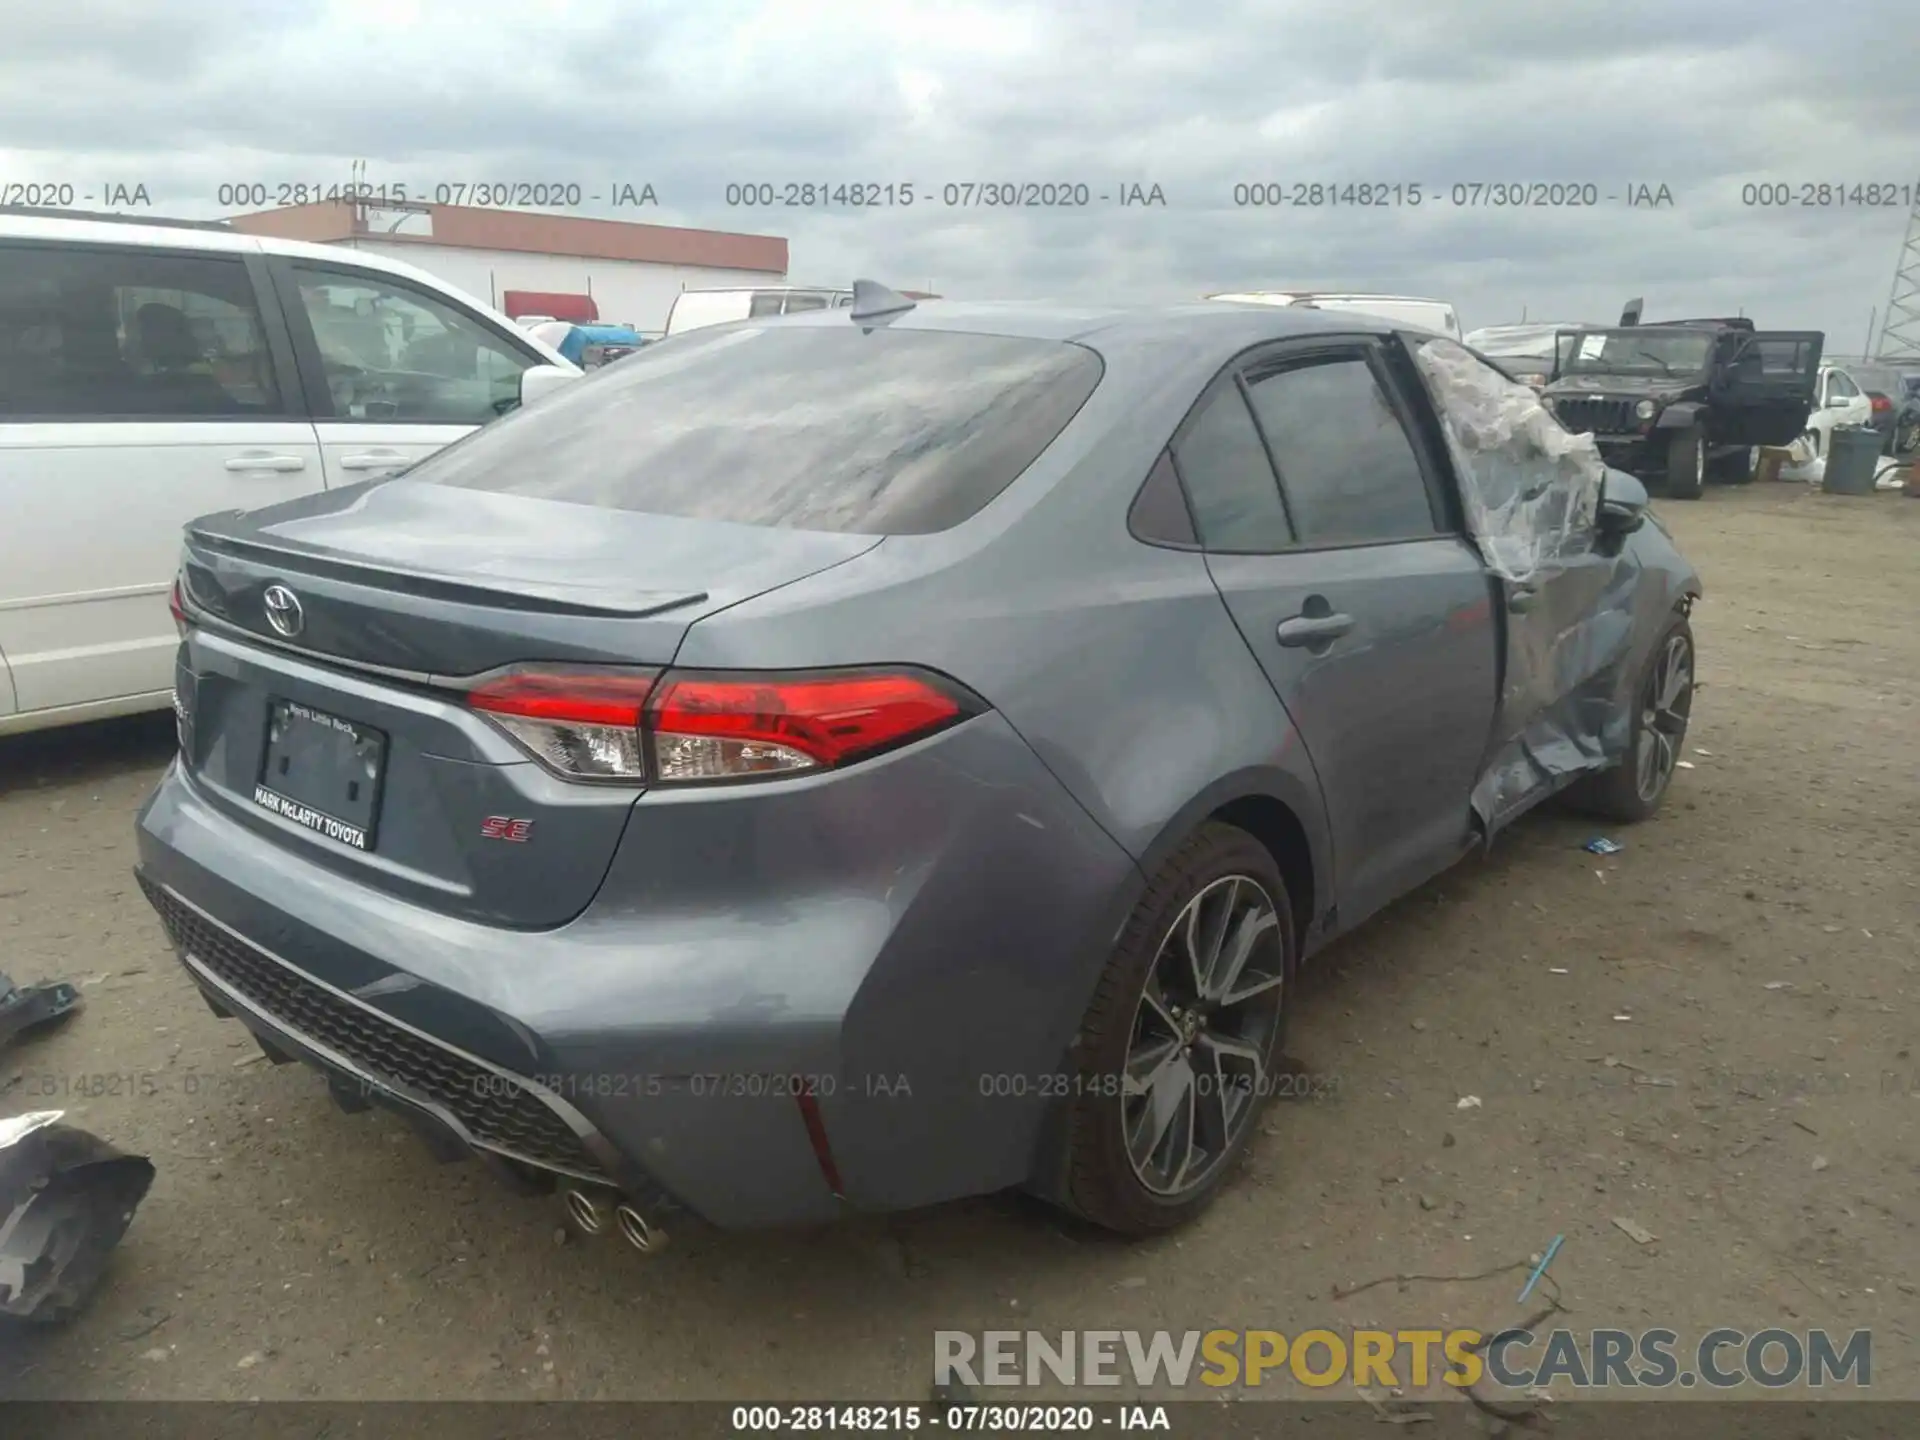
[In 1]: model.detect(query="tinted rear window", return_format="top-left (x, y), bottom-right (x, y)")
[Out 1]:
top-left (410, 326), bottom-right (1104, 534)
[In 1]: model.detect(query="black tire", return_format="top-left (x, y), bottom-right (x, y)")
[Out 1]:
top-left (1057, 822), bottom-right (1295, 1236)
top-left (1666, 423), bottom-right (1706, 499)
top-left (1566, 613), bottom-right (1695, 824)
top-left (1711, 446), bottom-right (1755, 484)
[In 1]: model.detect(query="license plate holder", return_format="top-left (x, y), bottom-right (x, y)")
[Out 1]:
top-left (253, 699), bottom-right (387, 851)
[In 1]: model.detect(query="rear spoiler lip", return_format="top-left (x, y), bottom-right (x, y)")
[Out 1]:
top-left (182, 526), bottom-right (709, 620)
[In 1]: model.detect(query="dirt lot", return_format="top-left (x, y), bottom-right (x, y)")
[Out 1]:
top-left (0, 483), bottom-right (1914, 1406)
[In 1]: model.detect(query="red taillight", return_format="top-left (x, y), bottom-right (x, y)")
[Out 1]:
top-left (1871, 394), bottom-right (1891, 413)
top-left (647, 670), bottom-right (967, 781)
top-left (466, 665), bottom-right (978, 784)
top-left (168, 577), bottom-right (189, 637)
top-left (467, 667), bottom-right (659, 781)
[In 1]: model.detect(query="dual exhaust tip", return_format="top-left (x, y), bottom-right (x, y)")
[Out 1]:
top-left (564, 1188), bottom-right (662, 1253)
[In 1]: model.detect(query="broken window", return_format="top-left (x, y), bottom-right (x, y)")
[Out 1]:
top-left (1411, 337), bottom-right (1606, 583)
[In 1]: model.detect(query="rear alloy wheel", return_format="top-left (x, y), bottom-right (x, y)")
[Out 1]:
top-left (1666, 423), bottom-right (1706, 499)
top-left (1059, 823), bottom-right (1294, 1235)
top-left (1568, 614), bottom-right (1695, 823)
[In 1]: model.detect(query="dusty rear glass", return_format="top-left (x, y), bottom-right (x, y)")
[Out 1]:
top-left (408, 324), bottom-right (1104, 534)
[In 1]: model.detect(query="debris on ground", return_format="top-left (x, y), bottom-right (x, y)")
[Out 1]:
top-left (1456, 1095), bottom-right (1483, 1110)
top-left (1583, 837), bottom-right (1623, 855)
top-left (1611, 1216), bottom-right (1657, 1245)
top-left (0, 1111), bottom-right (156, 1325)
top-left (0, 971), bottom-right (83, 1054)
top-left (1355, 1384), bottom-right (1435, 1425)
top-left (1517, 1235), bottom-right (1565, 1302)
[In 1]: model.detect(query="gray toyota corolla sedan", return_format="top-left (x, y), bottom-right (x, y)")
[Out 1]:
top-left (136, 286), bottom-right (1700, 1241)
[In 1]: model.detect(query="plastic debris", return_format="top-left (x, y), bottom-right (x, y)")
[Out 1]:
top-left (1517, 1234), bottom-right (1566, 1302)
top-left (0, 971), bottom-right (83, 1053)
top-left (1456, 1095), bottom-right (1483, 1110)
top-left (0, 1112), bottom-right (156, 1324)
top-left (1676, 760), bottom-right (1696, 769)
top-left (1611, 1217), bottom-right (1656, 1245)
top-left (1411, 339), bottom-right (1604, 584)
top-left (1583, 837), bottom-right (1624, 855)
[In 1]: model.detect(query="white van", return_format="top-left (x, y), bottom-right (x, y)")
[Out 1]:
top-left (664, 286), bottom-right (854, 336)
top-left (1206, 291), bottom-right (1461, 338)
top-left (0, 209), bottom-right (577, 737)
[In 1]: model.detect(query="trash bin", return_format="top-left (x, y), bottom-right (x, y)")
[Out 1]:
top-left (1822, 426), bottom-right (1882, 495)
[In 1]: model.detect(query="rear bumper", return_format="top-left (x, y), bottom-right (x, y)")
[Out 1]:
top-left (134, 711), bottom-right (1141, 1229)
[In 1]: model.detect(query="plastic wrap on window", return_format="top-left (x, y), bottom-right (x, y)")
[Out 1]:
top-left (1412, 339), bottom-right (1606, 584)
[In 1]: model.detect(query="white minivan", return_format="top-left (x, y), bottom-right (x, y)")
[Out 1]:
top-left (0, 210), bottom-right (578, 737)
top-left (664, 286), bottom-right (854, 336)
top-left (1206, 291), bottom-right (1461, 338)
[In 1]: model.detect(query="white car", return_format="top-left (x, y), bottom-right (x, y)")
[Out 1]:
top-left (1801, 362), bottom-right (1876, 459)
top-left (1205, 291), bottom-right (1462, 338)
top-left (0, 210), bottom-right (578, 737)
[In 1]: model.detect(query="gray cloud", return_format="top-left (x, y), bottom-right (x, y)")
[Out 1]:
top-left (3, 0), bottom-right (1915, 340)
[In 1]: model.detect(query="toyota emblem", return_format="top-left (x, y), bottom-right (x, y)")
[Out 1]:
top-left (262, 584), bottom-right (305, 638)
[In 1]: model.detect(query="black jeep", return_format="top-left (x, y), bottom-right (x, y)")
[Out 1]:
top-left (1540, 319), bottom-right (1824, 499)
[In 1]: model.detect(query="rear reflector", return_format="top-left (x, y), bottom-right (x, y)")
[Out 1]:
top-left (1871, 394), bottom-right (1891, 413)
top-left (466, 665), bottom-right (980, 784)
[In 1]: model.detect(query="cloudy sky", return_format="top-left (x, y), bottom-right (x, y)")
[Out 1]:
top-left (6, 0), bottom-right (1917, 347)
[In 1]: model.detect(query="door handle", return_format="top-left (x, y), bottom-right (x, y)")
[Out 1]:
top-left (1276, 612), bottom-right (1355, 647)
top-left (1509, 584), bottom-right (1538, 614)
top-left (223, 454), bottom-right (306, 473)
top-left (339, 451), bottom-right (410, 471)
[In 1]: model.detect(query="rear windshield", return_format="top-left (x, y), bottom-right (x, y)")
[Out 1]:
top-left (409, 325), bottom-right (1104, 534)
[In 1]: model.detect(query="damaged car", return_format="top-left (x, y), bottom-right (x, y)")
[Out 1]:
top-left (1541, 320), bottom-right (1823, 498)
top-left (136, 288), bottom-right (1700, 1240)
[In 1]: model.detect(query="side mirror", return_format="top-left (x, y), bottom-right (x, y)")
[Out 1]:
top-left (518, 363), bottom-right (579, 408)
top-left (1596, 469), bottom-right (1649, 536)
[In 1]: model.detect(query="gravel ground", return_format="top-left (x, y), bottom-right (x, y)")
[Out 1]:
top-left (0, 482), bottom-right (1914, 1405)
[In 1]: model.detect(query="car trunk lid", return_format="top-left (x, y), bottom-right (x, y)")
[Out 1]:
top-left (173, 480), bottom-right (881, 929)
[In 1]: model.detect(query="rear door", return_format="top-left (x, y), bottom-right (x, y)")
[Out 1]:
top-left (1179, 337), bottom-right (1499, 930)
top-left (270, 257), bottom-right (546, 486)
top-left (0, 239), bottom-right (320, 716)
top-left (1712, 329), bottom-right (1824, 446)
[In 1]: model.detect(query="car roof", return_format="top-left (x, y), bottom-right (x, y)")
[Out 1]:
top-left (1205, 290), bottom-right (1449, 304)
top-left (0, 208), bottom-right (573, 367)
top-left (771, 298), bottom-right (1397, 351)
top-left (0, 208), bottom-right (478, 300)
